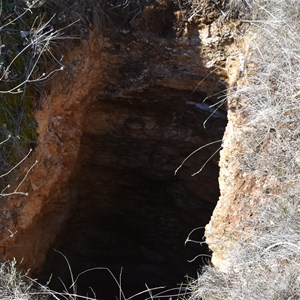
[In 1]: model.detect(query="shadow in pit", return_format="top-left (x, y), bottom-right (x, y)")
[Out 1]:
top-left (39, 86), bottom-right (226, 300)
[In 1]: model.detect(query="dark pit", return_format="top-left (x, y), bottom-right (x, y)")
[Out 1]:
top-left (40, 87), bottom-right (227, 299)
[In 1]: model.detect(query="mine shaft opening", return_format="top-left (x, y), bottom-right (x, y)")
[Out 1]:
top-left (40, 87), bottom-right (227, 299)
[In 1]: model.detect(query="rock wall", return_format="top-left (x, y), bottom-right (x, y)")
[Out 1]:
top-left (205, 30), bottom-right (256, 271)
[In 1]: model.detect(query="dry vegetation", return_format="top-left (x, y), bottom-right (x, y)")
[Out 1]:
top-left (187, 0), bottom-right (300, 299)
top-left (0, 0), bottom-right (71, 182)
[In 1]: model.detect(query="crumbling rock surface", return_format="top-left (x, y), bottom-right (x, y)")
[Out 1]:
top-left (0, 1), bottom-right (244, 298)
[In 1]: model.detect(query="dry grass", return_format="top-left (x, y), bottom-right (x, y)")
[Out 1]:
top-left (0, 256), bottom-right (189, 300)
top-left (0, 0), bottom-right (72, 178)
top-left (187, 0), bottom-right (300, 299)
top-left (0, 259), bottom-right (51, 300)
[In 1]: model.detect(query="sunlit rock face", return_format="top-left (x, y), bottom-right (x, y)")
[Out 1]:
top-left (0, 0), bottom-right (245, 298)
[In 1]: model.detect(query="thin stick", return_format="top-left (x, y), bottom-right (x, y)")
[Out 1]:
top-left (0, 148), bottom-right (32, 179)
top-left (174, 140), bottom-right (222, 176)
top-left (191, 145), bottom-right (222, 176)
